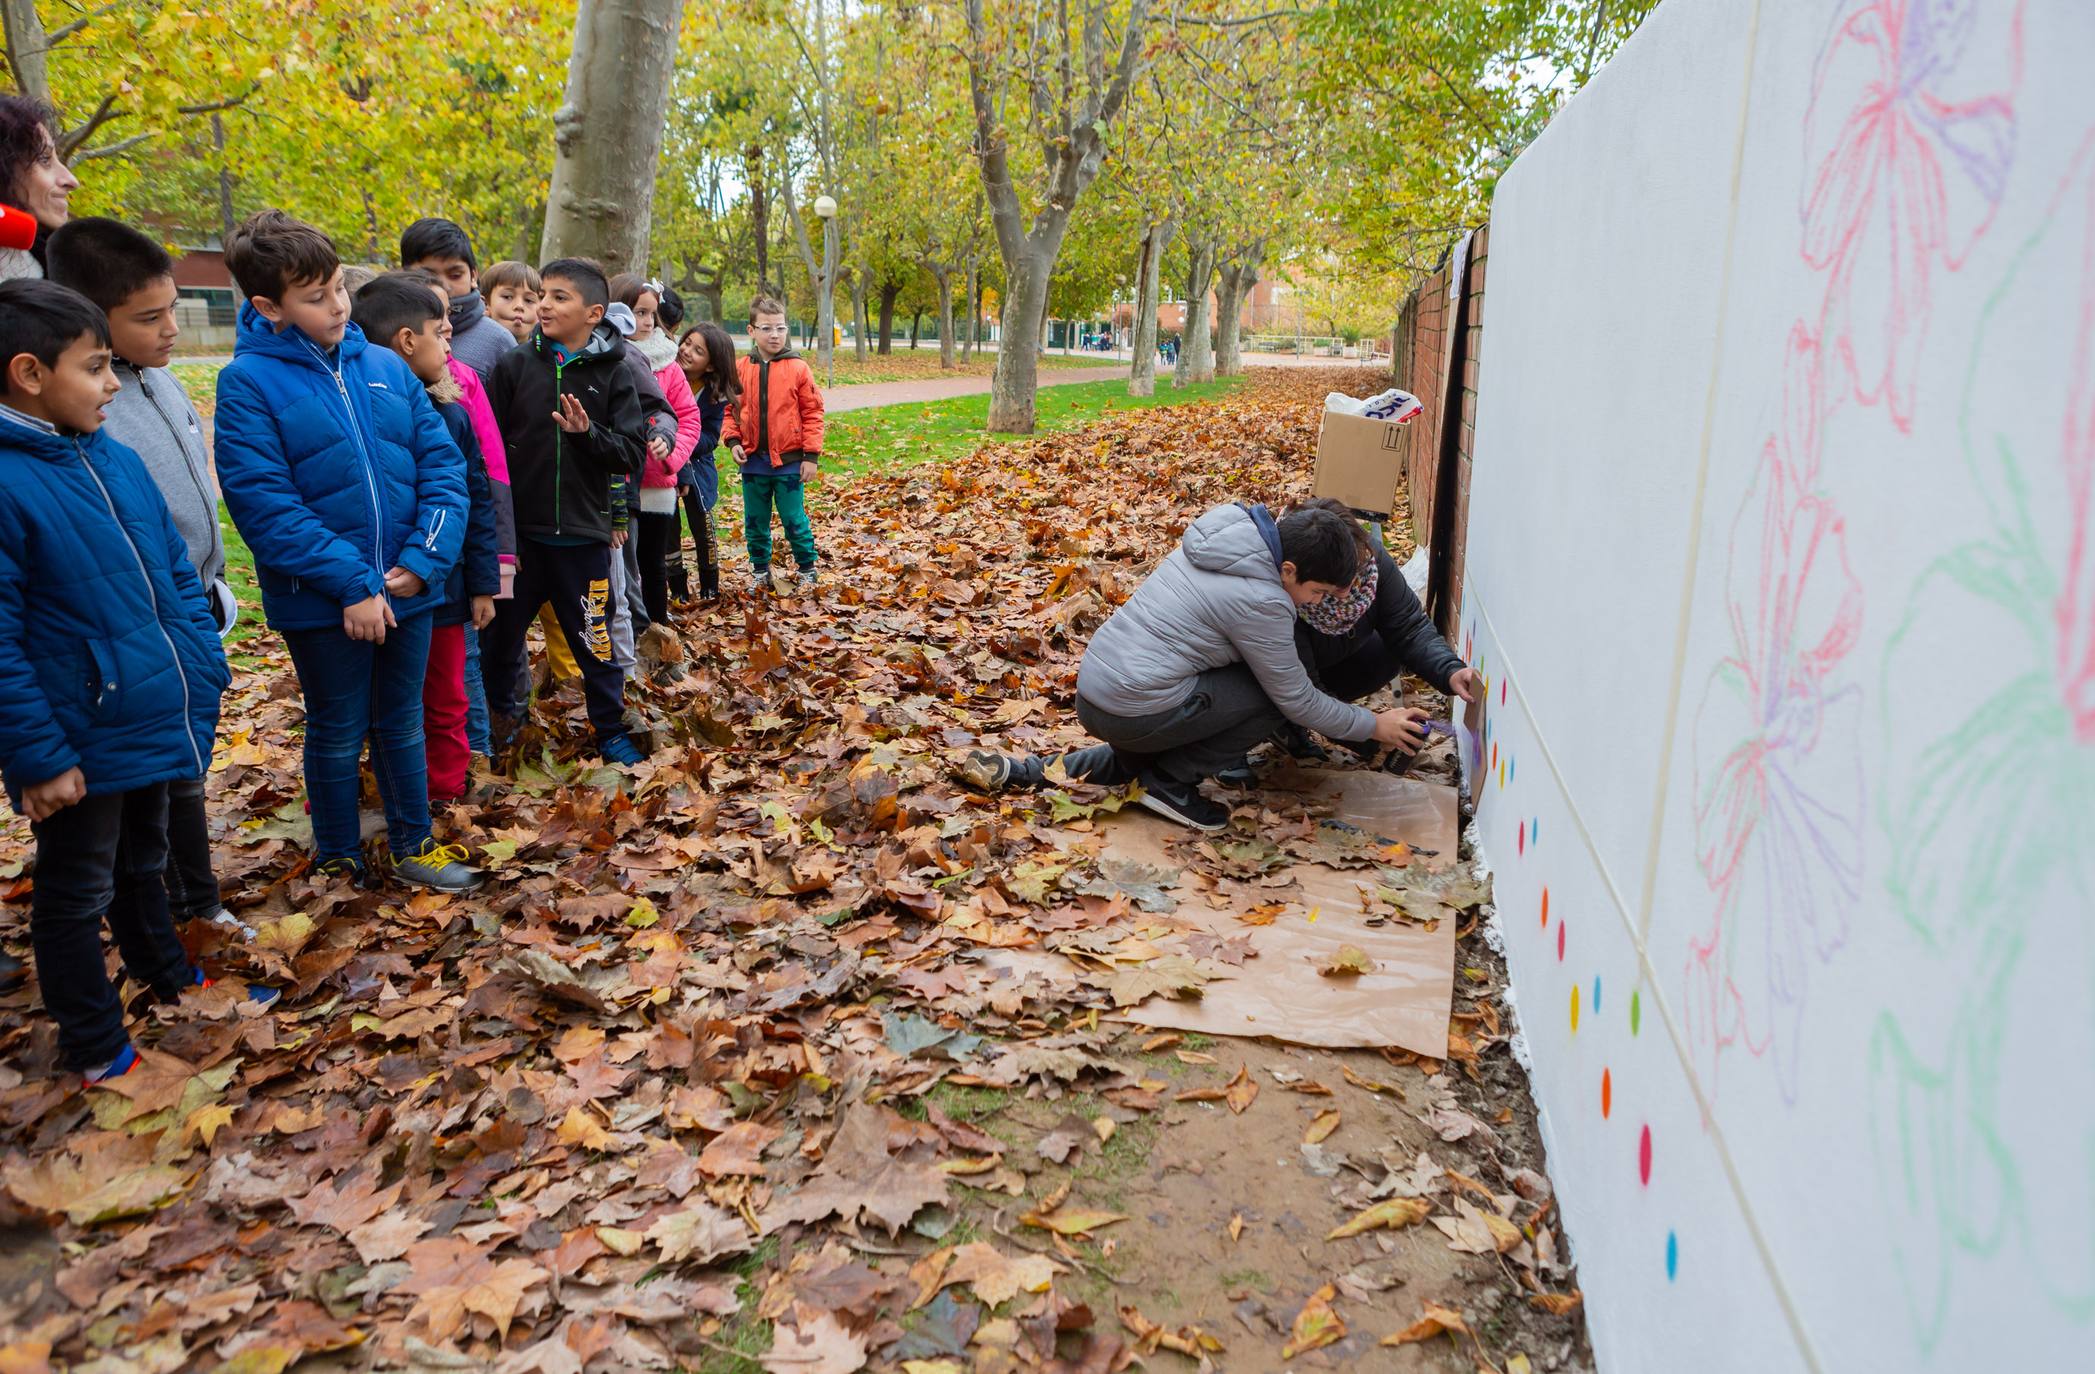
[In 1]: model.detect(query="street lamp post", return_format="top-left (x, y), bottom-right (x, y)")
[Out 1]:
top-left (814, 194), bottom-right (839, 388)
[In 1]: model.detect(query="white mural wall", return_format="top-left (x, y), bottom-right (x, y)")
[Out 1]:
top-left (1460, 1), bottom-right (2094, 1368)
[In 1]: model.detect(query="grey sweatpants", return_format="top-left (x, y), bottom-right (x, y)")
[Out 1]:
top-left (1023, 665), bottom-right (1285, 787)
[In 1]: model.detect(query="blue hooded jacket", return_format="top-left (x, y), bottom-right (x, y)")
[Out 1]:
top-left (0, 409), bottom-right (229, 809)
top-left (214, 306), bottom-right (467, 631)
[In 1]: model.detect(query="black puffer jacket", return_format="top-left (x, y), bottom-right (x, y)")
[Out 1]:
top-left (487, 324), bottom-right (647, 544)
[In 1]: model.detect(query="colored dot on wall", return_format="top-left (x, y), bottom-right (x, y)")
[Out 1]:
top-left (1630, 988), bottom-right (1642, 1035)
top-left (1639, 1124), bottom-right (1654, 1186)
top-left (1601, 1067), bottom-right (1613, 1118)
top-left (1491, 741), bottom-right (1499, 769)
top-left (1569, 984), bottom-right (1580, 1033)
top-left (1540, 886), bottom-right (1550, 928)
top-left (1529, 817), bottom-right (1538, 846)
top-left (1592, 975), bottom-right (1602, 1013)
top-left (1556, 921), bottom-right (1567, 961)
top-left (1500, 677), bottom-right (1508, 706)
top-left (1499, 759), bottom-right (1507, 790)
top-left (1510, 755), bottom-right (1517, 783)
top-left (1518, 823), bottom-right (1525, 856)
top-left (1666, 1230), bottom-right (1679, 1281)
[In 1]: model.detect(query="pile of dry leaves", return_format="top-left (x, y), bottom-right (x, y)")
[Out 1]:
top-left (0, 369), bottom-right (1585, 1374)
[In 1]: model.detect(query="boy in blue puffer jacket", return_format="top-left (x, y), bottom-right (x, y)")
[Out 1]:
top-left (0, 279), bottom-right (233, 1082)
top-left (212, 210), bottom-right (478, 892)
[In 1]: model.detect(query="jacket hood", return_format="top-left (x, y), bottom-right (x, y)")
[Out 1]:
top-left (234, 301), bottom-right (368, 369)
top-left (448, 288), bottom-right (488, 333)
top-left (528, 321), bottom-right (626, 365)
top-left (1181, 502), bottom-right (1282, 583)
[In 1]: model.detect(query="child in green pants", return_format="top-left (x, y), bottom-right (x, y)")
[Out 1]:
top-left (722, 294), bottom-right (824, 592)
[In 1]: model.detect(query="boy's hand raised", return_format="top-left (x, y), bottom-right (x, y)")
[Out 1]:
top-left (1372, 707), bottom-right (1429, 752)
top-left (553, 394), bottom-right (592, 433)
top-left (21, 766), bottom-right (85, 822)
top-left (345, 594), bottom-right (396, 643)
top-left (1448, 667), bottom-right (1481, 704)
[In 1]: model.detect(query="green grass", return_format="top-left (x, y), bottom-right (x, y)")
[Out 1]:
top-left (819, 375), bottom-right (1246, 484)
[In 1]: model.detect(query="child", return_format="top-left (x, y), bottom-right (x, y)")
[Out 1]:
top-left (722, 295), bottom-right (824, 591)
top-left (45, 217), bottom-right (251, 939)
top-left (401, 217), bottom-right (513, 381)
top-left (610, 273), bottom-right (701, 624)
top-left (480, 260), bottom-right (542, 344)
top-left (212, 210), bottom-right (477, 890)
top-left (483, 257), bottom-right (649, 765)
top-left (673, 321), bottom-right (736, 602)
top-left (352, 272), bottom-right (500, 805)
top-left (0, 278), bottom-right (232, 1080)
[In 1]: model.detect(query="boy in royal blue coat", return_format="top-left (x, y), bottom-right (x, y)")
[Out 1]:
top-left (0, 279), bottom-right (231, 1081)
top-left (212, 210), bottom-right (478, 892)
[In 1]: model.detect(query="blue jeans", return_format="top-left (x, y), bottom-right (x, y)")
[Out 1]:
top-left (463, 626), bottom-right (490, 755)
top-left (30, 784), bottom-right (196, 1069)
top-left (283, 612), bottom-right (435, 864)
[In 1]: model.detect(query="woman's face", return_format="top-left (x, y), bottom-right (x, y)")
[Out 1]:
top-left (17, 126), bottom-right (77, 229)
top-left (678, 330), bottom-right (708, 377)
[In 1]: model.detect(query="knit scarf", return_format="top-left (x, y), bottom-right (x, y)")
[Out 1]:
top-left (633, 328), bottom-right (677, 372)
top-left (1300, 555), bottom-right (1378, 635)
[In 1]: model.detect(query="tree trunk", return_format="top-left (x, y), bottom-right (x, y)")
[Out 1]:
top-left (1174, 240), bottom-right (1217, 388)
top-left (935, 269), bottom-right (956, 369)
top-left (2, 0), bottom-right (51, 110)
top-left (877, 282), bottom-right (900, 353)
top-left (541, 0), bottom-right (684, 274)
top-left (1128, 217), bottom-right (1175, 398)
top-left (851, 276), bottom-right (869, 359)
top-left (909, 309), bottom-right (922, 349)
top-left (745, 146), bottom-right (772, 298)
top-left (988, 246), bottom-right (1056, 432)
top-left (212, 113), bottom-right (237, 239)
top-left (962, 260), bottom-right (978, 361)
top-left (1215, 241), bottom-right (1266, 377)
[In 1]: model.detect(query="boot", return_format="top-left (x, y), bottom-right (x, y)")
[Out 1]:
top-left (699, 560), bottom-right (720, 601)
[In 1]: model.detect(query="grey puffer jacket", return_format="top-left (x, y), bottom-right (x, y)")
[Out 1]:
top-left (107, 360), bottom-right (234, 634)
top-left (1076, 503), bottom-right (1379, 742)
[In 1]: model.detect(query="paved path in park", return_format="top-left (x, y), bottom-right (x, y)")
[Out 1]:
top-left (821, 364), bottom-right (1130, 412)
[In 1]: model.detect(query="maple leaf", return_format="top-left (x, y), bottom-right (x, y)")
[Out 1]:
top-left (1094, 954), bottom-right (1214, 1008)
top-left (762, 1309), bottom-right (868, 1374)
top-left (767, 1107), bottom-right (949, 1235)
top-left (698, 1120), bottom-right (781, 1177)
top-left (347, 1209), bottom-right (432, 1263)
top-left (396, 1237), bottom-right (546, 1342)
top-left (284, 1172), bottom-right (402, 1231)
top-left (644, 1203), bottom-right (751, 1264)
top-left (2, 1140), bottom-right (189, 1227)
top-left (1318, 944), bottom-right (1376, 977)
top-left (935, 1242), bottom-right (1065, 1307)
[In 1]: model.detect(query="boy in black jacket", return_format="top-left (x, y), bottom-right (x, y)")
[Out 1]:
top-left (483, 258), bottom-right (648, 766)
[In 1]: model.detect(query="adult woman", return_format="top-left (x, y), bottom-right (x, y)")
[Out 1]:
top-left (0, 96), bottom-right (79, 280)
top-left (672, 321), bottom-right (737, 602)
top-left (1293, 498), bottom-right (1481, 752)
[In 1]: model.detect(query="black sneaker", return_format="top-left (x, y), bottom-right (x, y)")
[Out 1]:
top-left (1135, 774), bottom-right (1229, 832)
top-left (959, 749), bottom-right (1013, 790)
top-left (0, 951), bottom-right (25, 992)
top-left (1213, 763), bottom-right (1257, 788)
top-left (316, 856), bottom-right (369, 885)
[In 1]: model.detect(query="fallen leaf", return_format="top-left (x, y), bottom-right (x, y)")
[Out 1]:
top-left (1381, 1301), bottom-right (1469, 1345)
top-left (1328, 1197), bottom-right (1432, 1240)
top-left (1318, 944), bottom-right (1376, 977)
top-left (941, 1243), bottom-right (1064, 1305)
top-left (645, 1204), bottom-right (750, 1264)
top-left (1223, 1065), bottom-right (1258, 1114)
top-left (1021, 1205), bottom-right (1128, 1237)
top-left (1281, 1284), bottom-right (1344, 1359)
top-left (1530, 1291), bottom-right (1583, 1316)
top-left (1304, 1110), bottom-right (1341, 1144)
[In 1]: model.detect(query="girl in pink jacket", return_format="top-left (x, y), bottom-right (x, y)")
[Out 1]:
top-left (612, 273), bottom-right (701, 624)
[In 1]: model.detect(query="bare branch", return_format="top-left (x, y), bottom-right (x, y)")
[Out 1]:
top-left (72, 130), bottom-right (154, 160)
top-left (43, 0), bottom-right (125, 47)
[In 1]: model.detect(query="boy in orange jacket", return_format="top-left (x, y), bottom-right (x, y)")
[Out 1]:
top-left (722, 295), bottom-right (824, 592)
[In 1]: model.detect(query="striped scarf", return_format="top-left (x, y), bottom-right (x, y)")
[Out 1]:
top-left (1300, 555), bottom-right (1378, 635)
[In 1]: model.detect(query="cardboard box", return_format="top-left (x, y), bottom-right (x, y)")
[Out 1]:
top-left (1312, 410), bottom-right (1411, 516)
